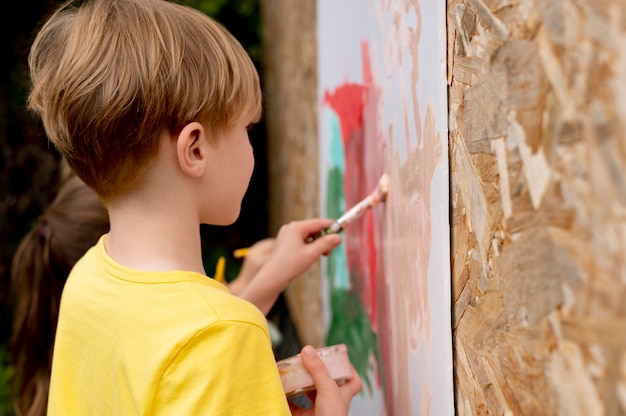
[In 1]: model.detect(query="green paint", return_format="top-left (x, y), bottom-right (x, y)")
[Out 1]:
top-left (325, 166), bottom-right (349, 289)
top-left (329, 115), bottom-right (346, 169)
top-left (325, 113), bottom-right (349, 290)
top-left (326, 285), bottom-right (380, 395)
top-left (323, 115), bottom-right (380, 396)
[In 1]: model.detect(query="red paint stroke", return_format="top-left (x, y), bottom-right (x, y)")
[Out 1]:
top-left (323, 84), bottom-right (366, 148)
top-left (323, 42), bottom-right (384, 332)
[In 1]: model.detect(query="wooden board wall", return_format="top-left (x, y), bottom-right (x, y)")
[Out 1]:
top-left (259, 0), bottom-right (324, 347)
top-left (448, 0), bottom-right (626, 414)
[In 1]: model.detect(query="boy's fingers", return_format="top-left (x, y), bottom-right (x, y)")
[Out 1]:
top-left (299, 345), bottom-right (362, 414)
top-left (296, 218), bottom-right (336, 235)
top-left (343, 365), bottom-right (363, 397)
top-left (312, 234), bottom-right (342, 255)
top-left (300, 345), bottom-right (335, 390)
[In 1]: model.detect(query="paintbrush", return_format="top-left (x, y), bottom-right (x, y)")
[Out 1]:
top-left (308, 173), bottom-right (389, 242)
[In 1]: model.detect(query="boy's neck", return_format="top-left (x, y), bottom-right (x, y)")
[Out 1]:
top-left (104, 188), bottom-right (206, 276)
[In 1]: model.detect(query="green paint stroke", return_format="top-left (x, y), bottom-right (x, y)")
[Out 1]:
top-left (323, 117), bottom-right (380, 395)
top-left (329, 114), bottom-right (346, 169)
top-left (326, 284), bottom-right (380, 395)
top-left (325, 114), bottom-right (349, 290)
top-left (325, 167), bottom-right (349, 289)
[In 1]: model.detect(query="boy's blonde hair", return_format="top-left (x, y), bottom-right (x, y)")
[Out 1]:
top-left (28, 0), bottom-right (262, 202)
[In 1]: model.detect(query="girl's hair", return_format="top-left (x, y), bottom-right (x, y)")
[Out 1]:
top-left (10, 175), bottom-right (109, 416)
top-left (27, 0), bottom-right (262, 202)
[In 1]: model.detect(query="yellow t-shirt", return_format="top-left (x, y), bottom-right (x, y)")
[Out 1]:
top-left (48, 235), bottom-right (290, 415)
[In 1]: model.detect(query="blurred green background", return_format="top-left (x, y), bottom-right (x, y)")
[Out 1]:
top-left (0, 1), bottom-right (272, 413)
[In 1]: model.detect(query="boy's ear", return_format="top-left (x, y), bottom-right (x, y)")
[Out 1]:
top-left (176, 122), bottom-right (208, 178)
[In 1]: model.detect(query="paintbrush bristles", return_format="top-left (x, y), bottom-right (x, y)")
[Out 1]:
top-left (376, 173), bottom-right (390, 202)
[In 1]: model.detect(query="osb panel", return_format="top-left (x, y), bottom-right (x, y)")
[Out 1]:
top-left (449, 0), bottom-right (626, 414)
top-left (260, 0), bottom-right (324, 347)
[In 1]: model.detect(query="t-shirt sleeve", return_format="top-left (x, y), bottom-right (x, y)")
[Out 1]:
top-left (151, 320), bottom-right (291, 416)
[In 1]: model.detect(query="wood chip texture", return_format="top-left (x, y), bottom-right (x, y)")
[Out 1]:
top-left (449, 0), bottom-right (626, 414)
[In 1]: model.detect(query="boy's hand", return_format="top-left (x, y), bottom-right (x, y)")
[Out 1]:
top-left (289, 345), bottom-right (362, 416)
top-left (237, 219), bottom-right (341, 315)
top-left (267, 219), bottom-right (342, 278)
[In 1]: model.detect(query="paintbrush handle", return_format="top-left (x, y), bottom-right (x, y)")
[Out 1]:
top-left (335, 193), bottom-right (379, 227)
top-left (306, 174), bottom-right (388, 243)
top-left (307, 194), bottom-right (376, 242)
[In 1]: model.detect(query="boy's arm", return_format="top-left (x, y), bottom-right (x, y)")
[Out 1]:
top-left (237, 219), bottom-right (342, 315)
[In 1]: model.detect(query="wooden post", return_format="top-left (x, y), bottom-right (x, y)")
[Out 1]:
top-left (259, 0), bottom-right (323, 347)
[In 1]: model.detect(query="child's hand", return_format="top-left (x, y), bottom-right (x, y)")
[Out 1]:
top-left (266, 219), bottom-right (342, 279)
top-left (289, 345), bottom-right (362, 416)
top-left (237, 219), bottom-right (341, 315)
top-left (228, 238), bottom-right (275, 295)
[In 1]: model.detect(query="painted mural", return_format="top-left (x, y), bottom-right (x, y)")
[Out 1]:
top-left (317, 1), bottom-right (453, 414)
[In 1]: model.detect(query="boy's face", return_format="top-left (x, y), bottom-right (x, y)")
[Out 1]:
top-left (201, 119), bottom-right (255, 225)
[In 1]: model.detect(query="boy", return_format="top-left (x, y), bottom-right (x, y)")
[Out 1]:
top-left (27, 0), bottom-right (362, 414)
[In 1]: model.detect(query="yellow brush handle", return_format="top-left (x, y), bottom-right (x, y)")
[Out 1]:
top-left (233, 247), bottom-right (250, 258)
top-left (214, 256), bottom-right (226, 283)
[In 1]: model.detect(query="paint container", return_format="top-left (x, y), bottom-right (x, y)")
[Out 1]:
top-left (277, 344), bottom-right (352, 398)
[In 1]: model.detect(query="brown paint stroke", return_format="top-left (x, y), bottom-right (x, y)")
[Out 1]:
top-left (383, 103), bottom-right (440, 415)
top-left (408, 0), bottom-right (423, 147)
top-left (378, 0), bottom-right (442, 413)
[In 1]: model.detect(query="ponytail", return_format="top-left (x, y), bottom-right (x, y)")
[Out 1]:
top-left (10, 175), bottom-right (109, 416)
